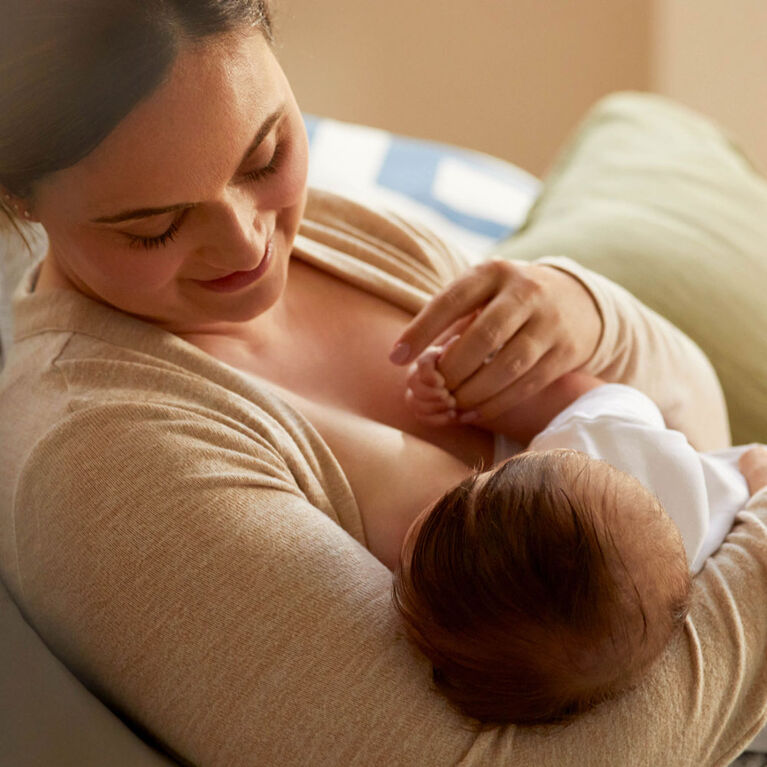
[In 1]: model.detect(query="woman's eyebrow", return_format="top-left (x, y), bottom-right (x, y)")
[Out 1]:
top-left (90, 106), bottom-right (286, 225)
top-left (238, 105), bottom-right (285, 166)
top-left (92, 201), bottom-right (193, 225)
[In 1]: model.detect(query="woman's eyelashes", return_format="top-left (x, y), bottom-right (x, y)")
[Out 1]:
top-left (126, 219), bottom-right (182, 250)
top-left (124, 142), bottom-right (286, 250)
top-left (242, 142), bottom-right (284, 183)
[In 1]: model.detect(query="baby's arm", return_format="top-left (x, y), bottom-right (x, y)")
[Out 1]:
top-left (406, 342), bottom-right (604, 443)
top-left (739, 446), bottom-right (767, 496)
top-left (478, 372), bottom-right (605, 444)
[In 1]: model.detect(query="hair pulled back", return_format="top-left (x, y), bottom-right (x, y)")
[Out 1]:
top-left (0, 0), bottom-right (272, 222)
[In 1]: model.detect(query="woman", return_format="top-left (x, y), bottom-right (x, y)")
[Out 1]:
top-left (1, 2), bottom-right (765, 765)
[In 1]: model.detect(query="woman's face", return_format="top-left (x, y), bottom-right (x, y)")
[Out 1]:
top-left (31, 30), bottom-right (309, 335)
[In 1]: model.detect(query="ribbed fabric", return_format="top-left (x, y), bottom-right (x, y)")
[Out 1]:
top-left (0, 189), bottom-right (763, 767)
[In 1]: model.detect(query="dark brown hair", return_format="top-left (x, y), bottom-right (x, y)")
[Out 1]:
top-left (393, 450), bottom-right (691, 726)
top-left (0, 0), bottom-right (272, 224)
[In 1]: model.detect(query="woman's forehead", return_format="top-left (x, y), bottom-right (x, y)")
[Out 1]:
top-left (36, 31), bottom-right (283, 215)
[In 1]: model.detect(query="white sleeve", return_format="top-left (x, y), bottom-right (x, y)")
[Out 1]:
top-left (528, 384), bottom-right (709, 572)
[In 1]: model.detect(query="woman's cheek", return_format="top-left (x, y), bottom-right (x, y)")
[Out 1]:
top-left (80, 233), bottom-right (184, 291)
top-left (277, 130), bottom-right (310, 208)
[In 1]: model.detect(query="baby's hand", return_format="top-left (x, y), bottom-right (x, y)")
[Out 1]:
top-left (739, 445), bottom-right (767, 497)
top-left (405, 342), bottom-right (457, 427)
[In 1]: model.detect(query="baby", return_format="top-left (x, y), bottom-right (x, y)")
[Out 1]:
top-left (391, 344), bottom-right (766, 726)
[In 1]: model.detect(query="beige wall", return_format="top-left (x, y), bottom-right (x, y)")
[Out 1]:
top-left (652, 0), bottom-right (767, 173)
top-left (274, 1), bottom-right (652, 175)
top-left (274, 1), bottom-right (764, 176)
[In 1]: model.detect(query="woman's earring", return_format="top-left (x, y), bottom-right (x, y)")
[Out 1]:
top-left (13, 203), bottom-right (31, 220)
top-left (2, 191), bottom-right (34, 221)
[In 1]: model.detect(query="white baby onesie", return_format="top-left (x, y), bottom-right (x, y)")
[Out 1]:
top-left (495, 384), bottom-right (753, 574)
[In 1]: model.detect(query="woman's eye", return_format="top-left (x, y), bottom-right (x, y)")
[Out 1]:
top-left (125, 219), bottom-right (181, 250)
top-left (243, 143), bottom-right (284, 183)
top-left (119, 141), bottom-right (285, 251)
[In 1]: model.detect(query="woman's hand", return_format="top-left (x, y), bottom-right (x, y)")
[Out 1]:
top-left (739, 445), bottom-right (767, 496)
top-left (390, 259), bottom-right (602, 421)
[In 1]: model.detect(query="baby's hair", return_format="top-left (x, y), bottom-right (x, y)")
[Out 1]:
top-left (392, 449), bottom-right (691, 726)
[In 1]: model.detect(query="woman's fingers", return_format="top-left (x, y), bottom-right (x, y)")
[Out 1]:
top-left (391, 259), bottom-right (603, 426)
top-left (432, 314), bottom-right (479, 348)
top-left (436, 295), bottom-right (532, 391)
top-left (455, 347), bottom-right (568, 422)
top-left (738, 445), bottom-right (767, 496)
top-left (445, 308), bottom-right (570, 411)
top-left (389, 263), bottom-right (500, 365)
top-left (448, 323), bottom-right (546, 409)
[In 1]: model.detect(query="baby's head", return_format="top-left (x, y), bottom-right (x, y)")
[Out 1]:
top-left (392, 448), bottom-right (691, 726)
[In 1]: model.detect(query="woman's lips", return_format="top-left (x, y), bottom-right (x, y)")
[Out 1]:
top-left (195, 240), bottom-right (274, 293)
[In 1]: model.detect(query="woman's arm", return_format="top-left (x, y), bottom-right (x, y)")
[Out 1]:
top-left (549, 256), bottom-right (731, 450)
top-left (477, 372), bottom-right (605, 444)
top-left (15, 404), bottom-right (766, 766)
top-left (390, 259), bottom-right (602, 421)
top-left (392, 256), bottom-right (729, 451)
top-left (405, 345), bottom-right (604, 444)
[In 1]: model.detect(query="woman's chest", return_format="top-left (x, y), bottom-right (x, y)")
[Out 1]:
top-left (232, 260), bottom-right (494, 468)
top-left (192, 260), bottom-right (493, 561)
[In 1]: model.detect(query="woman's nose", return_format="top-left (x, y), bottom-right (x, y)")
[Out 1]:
top-left (196, 192), bottom-right (267, 272)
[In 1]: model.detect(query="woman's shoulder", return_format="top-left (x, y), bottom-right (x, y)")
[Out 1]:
top-left (0, 322), bottom-right (361, 593)
top-left (0, 319), bottom-right (347, 482)
top-left (296, 188), bottom-right (468, 308)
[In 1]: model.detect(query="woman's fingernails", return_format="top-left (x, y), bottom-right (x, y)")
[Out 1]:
top-left (458, 410), bottom-right (480, 424)
top-left (389, 342), bottom-right (411, 365)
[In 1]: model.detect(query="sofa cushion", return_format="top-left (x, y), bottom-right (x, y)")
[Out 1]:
top-left (492, 92), bottom-right (767, 445)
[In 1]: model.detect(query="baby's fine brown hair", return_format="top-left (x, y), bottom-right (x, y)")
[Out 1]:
top-left (392, 449), bottom-right (691, 726)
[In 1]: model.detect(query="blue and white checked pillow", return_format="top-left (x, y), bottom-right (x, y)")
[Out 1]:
top-left (304, 115), bottom-right (540, 262)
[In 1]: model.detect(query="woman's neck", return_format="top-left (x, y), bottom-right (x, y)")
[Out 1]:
top-left (175, 258), bottom-right (313, 369)
top-left (34, 252), bottom-right (71, 293)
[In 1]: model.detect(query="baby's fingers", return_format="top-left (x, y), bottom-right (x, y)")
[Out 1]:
top-left (404, 389), bottom-right (456, 426)
top-left (414, 347), bottom-right (445, 388)
top-left (738, 445), bottom-right (767, 496)
top-left (406, 377), bottom-right (455, 405)
top-left (406, 349), bottom-right (447, 397)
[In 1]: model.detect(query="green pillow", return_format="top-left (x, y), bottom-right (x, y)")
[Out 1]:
top-left (492, 91), bottom-right (767, 445)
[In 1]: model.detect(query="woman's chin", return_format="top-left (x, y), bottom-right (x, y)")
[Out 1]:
top-left (169, 276), bottom-right (285, 331)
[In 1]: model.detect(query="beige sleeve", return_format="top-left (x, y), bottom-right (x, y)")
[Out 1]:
top-left (538, 256), bottom-right (731, 450)
top-left (14, 406), bottom-right (767, 766)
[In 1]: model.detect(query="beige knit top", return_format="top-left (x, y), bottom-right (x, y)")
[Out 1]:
top-left (0, 190), bottom-right (764, 767)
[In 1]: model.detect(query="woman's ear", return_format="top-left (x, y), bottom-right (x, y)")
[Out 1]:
top-left (1, 190), bottom-right (36, 222)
